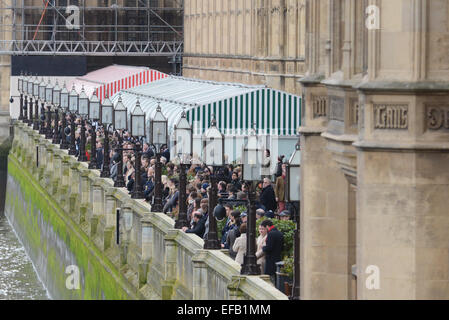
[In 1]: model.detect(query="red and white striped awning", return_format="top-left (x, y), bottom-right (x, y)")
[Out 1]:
top-left (67, 64), bottom-right (167, 102)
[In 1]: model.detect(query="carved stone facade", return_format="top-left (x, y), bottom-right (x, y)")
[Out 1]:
top-left (183, 0), bottom-right (306, 94)
top-left (300, 0), bottom-right (449, 300)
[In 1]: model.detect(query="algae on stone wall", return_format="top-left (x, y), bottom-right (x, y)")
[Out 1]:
top-left (6, 153), bottom-right (138, 300)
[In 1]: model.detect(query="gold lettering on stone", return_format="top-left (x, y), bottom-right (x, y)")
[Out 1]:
top-left (374, 105), bottom-right (408, 130)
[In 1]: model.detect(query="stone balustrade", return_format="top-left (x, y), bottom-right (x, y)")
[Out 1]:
top-left (10, 120), bottom-right (287, 300)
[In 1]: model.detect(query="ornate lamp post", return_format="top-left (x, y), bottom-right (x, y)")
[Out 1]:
top-left (68, 84), bottom-right (79, 156)
top-left (241, 127), bottom-right (263, 275)
top-left (88, 91), bottom-right (100, 169)
top-left (44, 79), bottom-right (54, 139)
top-left (23, 74), bottom-right (29, 124)
top-left (18, 73), bottom-right (24, 121)
top-left (130, 98), bottom-right (146, 199)
top-left (202, 115), bottom-right (225, 250)
top-left (59, 82), bottom-right (70, 150)
top-left (286, 139), bottom-right (301, 300)
top-left (32, 76), bottom-right (40, 129)
top-left (100, 92), bottom-right (114, 178)
top-left (113, 94), bottom-right (128, 188)
top-left (173, 109), bottom-right (193, 229)
top-left (52, 80), bottom-right (61, 144)
top-left (77, 86), bottom-right (89, 162)
top-left (38, 77), bottom-right (46, 134)
top-left (150, 103), bottom-right (167, 211)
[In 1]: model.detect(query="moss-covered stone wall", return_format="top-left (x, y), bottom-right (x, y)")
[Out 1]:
top-left (5, 154), bottom-right (137, 300)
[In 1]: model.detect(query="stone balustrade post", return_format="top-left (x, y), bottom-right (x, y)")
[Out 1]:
top-left (100, 189), bottom-right (117, 251)
top-left (136, 217), bottom-right (152, 288)
top-left (162, 229), bottom-right (179, 300)
top-left (192, 251), bottom-right (209, 300)
top-left (89, 181), bottom-right (104, 237)
top-left (118, 203), bottom-right (133, 267)
top-left (77, 169), bottom-right (91, 225)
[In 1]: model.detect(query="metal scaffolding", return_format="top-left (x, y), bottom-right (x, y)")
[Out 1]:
top-left (0, 0), bottom-right (183, 57)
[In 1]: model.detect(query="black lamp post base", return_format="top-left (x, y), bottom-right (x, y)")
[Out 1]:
top-left (100, 170), bottom-right (110, 178)
top-left (174, 219), bottom-right (189, 230)
top-left (151, 203), bottom-right (163, 213)
top-left (60, 141), bottom-right (69, 150)
top-left (131, 191), bottom-right (145, 200)
top-left (203, 240), bottom-right (221, 250)
top-left (68, 149), bottom-right (77, 156)
top-left (241, 257), bottom-right (261, 276)
top-left (114, 179), bottom-right (126, 188)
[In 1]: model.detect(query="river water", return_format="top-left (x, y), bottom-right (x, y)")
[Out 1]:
top-left (0, 214), bottom-right (50, 300)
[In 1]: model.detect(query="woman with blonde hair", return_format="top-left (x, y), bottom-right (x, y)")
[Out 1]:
top-left (256, 224), bottom-right (268, 274)
top-left (233, 223), bottom-right (247, 266)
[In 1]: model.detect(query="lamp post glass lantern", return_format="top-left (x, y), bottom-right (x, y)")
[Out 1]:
top-left (202, 118), bottom-right (225, 167)
top-left (78, 86), bottom-right (89, 117)
top-left (39, 78), bottom-right (46, 102)
top-left (101, 94), bottom-right (114, 126)
top-left (45, 79), bottom-right (53, 104)
top-left (114, 94), bottom-right (128, 131)
top-left (69, 85), bottom-right (79, 114)
top-left (89, 92), bottom-right (100, 122)
top-left (150, 104), bottom-right (167, 152)
top-left (174, 110), bottom-right (193, 163)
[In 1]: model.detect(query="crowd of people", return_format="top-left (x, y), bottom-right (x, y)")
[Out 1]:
top-left (62, 119), bottom-right (293, 281)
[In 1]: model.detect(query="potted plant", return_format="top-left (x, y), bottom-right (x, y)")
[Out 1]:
top-left (281, 256), bottom-right (294, 296)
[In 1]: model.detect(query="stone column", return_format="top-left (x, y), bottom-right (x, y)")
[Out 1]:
top-left (353, 0), bottom-right (449, 300)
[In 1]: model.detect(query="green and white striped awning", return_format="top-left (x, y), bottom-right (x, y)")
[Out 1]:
top-left (111, 76), bottom-right (301, 137)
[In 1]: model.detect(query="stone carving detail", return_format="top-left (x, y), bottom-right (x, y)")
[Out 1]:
top-left (312, 95), bottom-right (328, 119)
top-left (350, 98), bottom-right (359, 127)
top-left (329, 96), bottom-right (345, 121)
top-left (427, 105), bottom-right (449, 130)
top-left (374, 104), bottom-right (408, 130)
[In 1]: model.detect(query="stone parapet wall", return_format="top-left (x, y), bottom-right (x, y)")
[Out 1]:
top-left (8, 121), bottom-right (287, 300)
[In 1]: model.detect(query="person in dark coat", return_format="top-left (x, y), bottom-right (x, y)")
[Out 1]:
top-left (261, 219), bottom-right (284, 280)
top-left (161, 146), bottom-right (171, 163)
top-left (230, 172), bottom-right (242, 191)
top-left (259, 178), bottom-right (277, 212)
top-left (96, 141), bottom-right (104, 170)
top-left (183, 212), bottom-right (207, 238)
top-left (142, 142), bottom-right (154, 159)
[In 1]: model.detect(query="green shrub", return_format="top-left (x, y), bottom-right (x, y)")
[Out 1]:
top-left (256, 218), bottom-right (296, 260)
